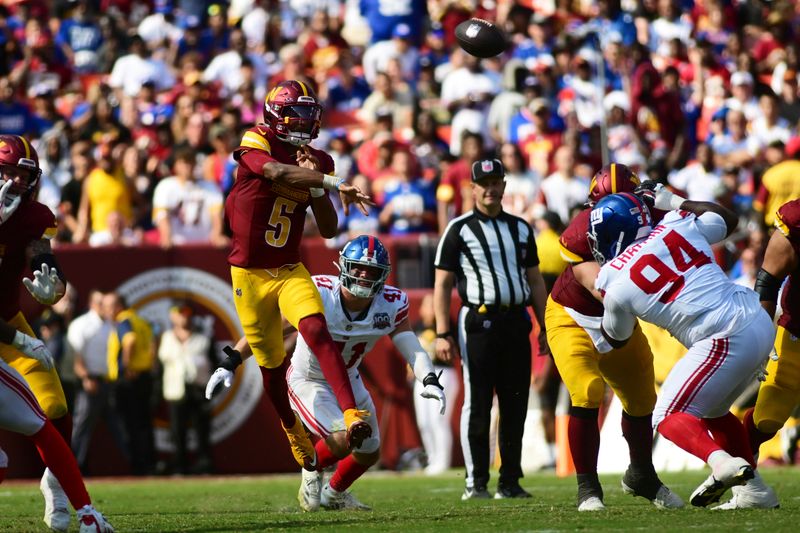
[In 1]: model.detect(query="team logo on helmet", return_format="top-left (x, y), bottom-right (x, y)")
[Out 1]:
top-left (588, 163), bottom-right (640, 206)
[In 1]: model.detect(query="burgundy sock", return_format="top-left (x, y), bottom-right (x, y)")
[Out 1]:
top-left (657, 412), bottom-right (721, 463)
top-left (329, 455), bottom-right (370, 492)
top-left (314, 440), bottom-right (341, 471)
top-left (298, 314), bottom-right (356, 411)
top-left (705, 412), bottom-right (755, 468)
top-left (568, 407), bottom-right (600, 474)
top-left (744, 408), bottom-right (776, 459)
top-left (30, 421), bottom-right (90, 510)
top-left (259, 360), bottom-right (295, 427)
top-left (621, 411), bottom-right (654, 467)
top-left (51, 414), bottom-right (73, 444)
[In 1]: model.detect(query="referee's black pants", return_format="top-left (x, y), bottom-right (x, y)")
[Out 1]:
top-left (459, 306), bottom-right (532, 489)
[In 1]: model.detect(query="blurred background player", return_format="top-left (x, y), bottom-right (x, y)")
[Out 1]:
top-left (0, 318), bottom-right (113, 533)
top-left (208, 235), bottom-right (446, 511)
top-left (545, 164), bottom-right (682, 511)
top-left (218, 80), bottom-right (375, 470)
top-left (0, 134), bottom-right (75, 530)
top-left (589, 187), bottom-right (776, 509)
top-left (740, 197), bottom-right (800, 508)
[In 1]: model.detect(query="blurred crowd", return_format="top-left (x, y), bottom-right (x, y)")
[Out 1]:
top-left (1, 0), bottom-right (797, 272)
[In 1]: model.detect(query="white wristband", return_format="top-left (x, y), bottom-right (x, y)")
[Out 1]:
top-left (322, 174), bottom-right (344, 191)
top-left (669, 194), bottom-right (686, 211)
top-left (309, 187), bottom-right (326, 198)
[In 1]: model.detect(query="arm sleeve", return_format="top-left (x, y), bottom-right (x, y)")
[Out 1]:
top-left (392, 331), bottom-right (435, 384)
top-left (601, 293), bottom-right (636, 343)
top-left (695, 211), bottom-right (728, 244)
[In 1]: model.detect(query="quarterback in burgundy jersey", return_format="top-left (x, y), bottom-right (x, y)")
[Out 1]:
top-left (214, 80), bottom-right (373, 471)
top-left (0, 134), bottom-right (79, 531)
top-left (545, 163), bottom-right (682, 511)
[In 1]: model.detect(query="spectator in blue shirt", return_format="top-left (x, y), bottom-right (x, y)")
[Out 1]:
top-left (378, 151), bottom-right (437, 234)
top-left (0, 76), bottom-right (37, 137)
top-left (359, 0), bottom-right (428, 45)
top-left (56, 0), bottom-right (103, 74)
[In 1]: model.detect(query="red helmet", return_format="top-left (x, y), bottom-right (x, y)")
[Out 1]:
top-left (587, 163), bottom-right (640, 206)
top-left (263, 80), bottom-right (322, 146)
top-left (0, 134), bottom-right (41, 202)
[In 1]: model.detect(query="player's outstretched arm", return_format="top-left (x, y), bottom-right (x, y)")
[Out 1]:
top-left (391, 319), bottom-right (446, 415)
top-left (526, 265), bottom-right (550, 356)
top-left (756, 230), bottom-right (797, 319)
top-left (639, 182), bottom-right (738, 236)
top-left (261, 161), bottom-right (373, 216)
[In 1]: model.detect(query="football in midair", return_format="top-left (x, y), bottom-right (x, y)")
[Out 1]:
top-left (454, 18), bottom-right (507, 58)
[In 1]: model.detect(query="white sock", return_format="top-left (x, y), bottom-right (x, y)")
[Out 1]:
top-left (548, 443), bottom-right (557, 464)
top-left (707, 450), bottom-right (733, 473)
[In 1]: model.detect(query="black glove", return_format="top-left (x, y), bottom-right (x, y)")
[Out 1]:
top-left (633, 180), bottom-right (659, 208)
top-left (423, 371), bottom-right (444, 390)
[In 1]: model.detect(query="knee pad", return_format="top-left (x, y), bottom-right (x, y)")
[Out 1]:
top-left (39, 394), bottom-right (68, 421)
top-left (753, 401), bottom-right (791, 434)
top-left (570, 376), bottom-right (605, 410)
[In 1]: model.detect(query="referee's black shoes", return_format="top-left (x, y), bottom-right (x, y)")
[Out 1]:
top-left (462, 485), bottom-right (491, 500)
top-left (494, 483), bottom-right (533, 499)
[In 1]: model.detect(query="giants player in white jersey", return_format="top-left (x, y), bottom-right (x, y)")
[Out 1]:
top-left (206, 235), bottom-right (446, 511)
top-left (586, 186), bottom-right (778, 509)
top-left (0, 318), bottom-right (114, 532)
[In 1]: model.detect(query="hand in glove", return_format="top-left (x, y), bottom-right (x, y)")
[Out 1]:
top-left (204, 346), bottom-right (242, 399)
top-left (0, 179), bottom-right (22, 225)
top-left (420, 372), bottom-right (447, 415)
top-left (12, 331), bottom-right (54, 370)
top-left (23, 263), bottom-right (61, 305)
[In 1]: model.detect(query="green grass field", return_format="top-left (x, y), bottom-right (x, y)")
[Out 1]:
top-left (1, 468), bottom-right (798, 532)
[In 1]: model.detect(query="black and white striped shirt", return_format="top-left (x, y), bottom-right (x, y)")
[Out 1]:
top-left (435, 209), bottom-right (539, 307)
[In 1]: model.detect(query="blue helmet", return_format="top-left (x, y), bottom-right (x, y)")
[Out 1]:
top-left (588, 192), bottom-right (653, 265)
top-left (338, 235), bottom-right (391, 298)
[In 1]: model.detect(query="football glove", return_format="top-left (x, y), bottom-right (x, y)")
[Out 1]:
top-left (0, 179), bottom-right (22, 225)
top-left (633, 180), bottom-right (658, 208)
top-left (204, 346), bottom-right (243, 399)
top-left (23, 263), bottom-right (60, 305)
top-left (421, 372), bottom-right (447, 415)
top-left (12, 331), bottom-right (54, 370)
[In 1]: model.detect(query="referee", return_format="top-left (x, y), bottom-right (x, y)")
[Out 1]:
top-left (434, 158), bottom-right (549, 500)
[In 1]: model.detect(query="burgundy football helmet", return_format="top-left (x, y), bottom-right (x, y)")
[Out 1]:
top-left (263, 80), bottom-right (322, 146)
top-left (587, 163), bottom-right (640, 206)
top-left (0, 135), bottom-right (41, 221)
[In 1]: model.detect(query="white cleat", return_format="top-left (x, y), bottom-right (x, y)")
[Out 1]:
top-left (713, 471), bottom-right (779, 510)
top-left (578, 496), bottom-right (606, 512)
top-left (77, 505), bottom-right (114, 533)
top-left (40, 468), bottom-right (70, 532)
top-left (320, 482), bottom-right (372, 511)
top-left (298, 469), bottom-right (323, 512)
top-left (690, 457), bottom-right (753, 507)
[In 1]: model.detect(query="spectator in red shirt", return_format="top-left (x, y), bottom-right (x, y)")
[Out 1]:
top-left (437, 131), bottom-right (483, 231)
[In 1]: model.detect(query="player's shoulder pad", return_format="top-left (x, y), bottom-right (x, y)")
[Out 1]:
top-left (559, 208), bottom-right (593, 263)
top-left (775, 198), bottom-right (800, 240)
top-left (238, 125), bottom-right (273, 155)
